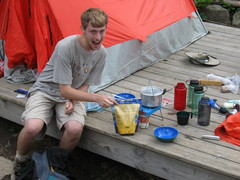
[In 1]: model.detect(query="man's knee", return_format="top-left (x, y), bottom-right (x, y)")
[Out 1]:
top-left (64, 120), bottom-right (83, 137)
top-left (24, 119), bottom-right (45, 136)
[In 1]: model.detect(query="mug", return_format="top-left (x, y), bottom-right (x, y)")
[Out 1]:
top-left (177, 111), bottom-right (193, 125)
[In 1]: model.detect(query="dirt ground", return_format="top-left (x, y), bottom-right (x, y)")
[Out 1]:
top-left (0, 117), bottom-right (165, 180)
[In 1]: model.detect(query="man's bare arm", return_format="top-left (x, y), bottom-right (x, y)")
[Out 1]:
top-left (59, 84), bottom-right (117, 108)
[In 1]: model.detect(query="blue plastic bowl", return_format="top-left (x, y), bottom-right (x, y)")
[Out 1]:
top-left (154, 126), bottom-right (178, 142)
top-left (115, 93), bottom-right (136, 99)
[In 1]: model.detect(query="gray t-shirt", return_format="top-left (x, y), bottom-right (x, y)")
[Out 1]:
top-left (29, 35), bottom-right (107, 101)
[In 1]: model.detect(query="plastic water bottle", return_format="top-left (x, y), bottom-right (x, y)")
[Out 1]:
top-left (186, 80), bottom-right (199, 108)
top-left (198, 97), bottom-right (211, 126)
top-left (174, 82), bottom-right (187, 110)
top-left (192, 85), bottom-right (206, 116)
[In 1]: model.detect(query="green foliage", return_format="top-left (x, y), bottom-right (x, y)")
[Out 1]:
top-left (199, 12), bottom-right (208, 20)
top-left (195, 0), bottom-right (240, 19)
top-left (219, 0), bottom-right (236, 13)
top-left (195, 0), bottom-right (214, 9)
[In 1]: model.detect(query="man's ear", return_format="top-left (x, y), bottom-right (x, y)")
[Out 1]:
top-left (80, 26), bottom-right (85, 32)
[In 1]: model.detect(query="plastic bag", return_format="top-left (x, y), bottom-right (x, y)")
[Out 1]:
top-left (224, 74), bottom-right (240, 94)
top-left (207, 73), bottom-right (240, 94)
top-left (85, 102), bottom-right (104, 112)
top-left (112, 98), bottom-right (141, 135)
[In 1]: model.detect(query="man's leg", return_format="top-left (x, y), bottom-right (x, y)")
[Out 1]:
top-left (59, 120), bottom-right (84, 150)
top-left (12, 91), bottom-right (54, 179)
top-left (17, 118), bottom-right (45, 156)
top-left (12, 118), bottom-right (45, 180)
top-left (56, 101), bottom-right (86, 151)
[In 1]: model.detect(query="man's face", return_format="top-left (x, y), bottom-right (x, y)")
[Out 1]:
top-left (83, 23), bottom-right (107, 51)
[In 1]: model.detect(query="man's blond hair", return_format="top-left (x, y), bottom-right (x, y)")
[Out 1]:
top-left (81, 8), bottom-right (108, 30)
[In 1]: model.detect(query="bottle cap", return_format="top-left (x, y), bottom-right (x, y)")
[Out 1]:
top-left (200, 97), bottom-right (210, 103)
top-left (190, 80), bottom-right (199, 85)
top-left (194, 85), bottom-right (203, 92)
top-left (176, 82), bottom-right (186, 89)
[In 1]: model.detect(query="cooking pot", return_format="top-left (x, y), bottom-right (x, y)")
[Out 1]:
top-left (140, 86), bottom-right (166, 108)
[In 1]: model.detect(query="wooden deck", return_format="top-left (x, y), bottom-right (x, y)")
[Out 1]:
top-left (0, 22), bottom-right (240, 180)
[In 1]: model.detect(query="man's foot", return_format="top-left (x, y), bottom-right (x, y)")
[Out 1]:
top-left (11, 157), bottom-right (32, 180)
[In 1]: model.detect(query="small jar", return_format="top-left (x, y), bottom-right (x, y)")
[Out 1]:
top-left (139, 112), bottom-right (150, 129)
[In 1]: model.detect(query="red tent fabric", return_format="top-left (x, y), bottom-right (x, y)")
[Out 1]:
top-left (1, 0), bottom-right (196, 72)
top-left (0, 0), bottom-right (9, 40)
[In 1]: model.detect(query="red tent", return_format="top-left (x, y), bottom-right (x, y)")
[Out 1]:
top-left (0, 0), bottom-right (196, 73)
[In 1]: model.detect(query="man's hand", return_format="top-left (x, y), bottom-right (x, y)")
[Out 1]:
top-left (65, 100), bottom-right (74, 115)
top-left (96, 95), bottom-right (118, 108)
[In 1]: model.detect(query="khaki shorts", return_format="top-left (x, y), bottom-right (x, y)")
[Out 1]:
top-left (21, 91), bottom-right (86, 131)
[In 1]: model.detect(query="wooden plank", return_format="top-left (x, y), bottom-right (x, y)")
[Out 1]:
top-left (204, 22), bottom-right (240, 35)
top-left (0, 78), bottom-right (31, 106)
top-left (206, 30), bottom-right (240, 41)
top-left (0, 99), bottom-right (25, 125)
top-left (202, 33), bottom-right (240, 45)
top-left (184, 41), bottom-right (240, 59)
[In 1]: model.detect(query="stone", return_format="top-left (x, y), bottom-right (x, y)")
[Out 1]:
top-left (0, 156), bottom-right (13, 179)
top-left (232, 11), bottom-right (240, 27)
top-left (201, 5), bottom-right (231, 25)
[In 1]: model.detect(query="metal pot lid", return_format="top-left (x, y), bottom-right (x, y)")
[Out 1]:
top-left (140, 86), bottom-right (163, 96)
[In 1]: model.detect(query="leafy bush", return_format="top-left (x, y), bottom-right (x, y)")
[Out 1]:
top-left (195, 0), bottom-right (214, 9)
top-left (194, 0), bottom-right (240, 21)
top-left (195, 0), bottom-right (240, 11)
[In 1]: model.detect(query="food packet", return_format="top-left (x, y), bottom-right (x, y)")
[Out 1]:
top-left (112, 98), bottom-right (141, 135)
